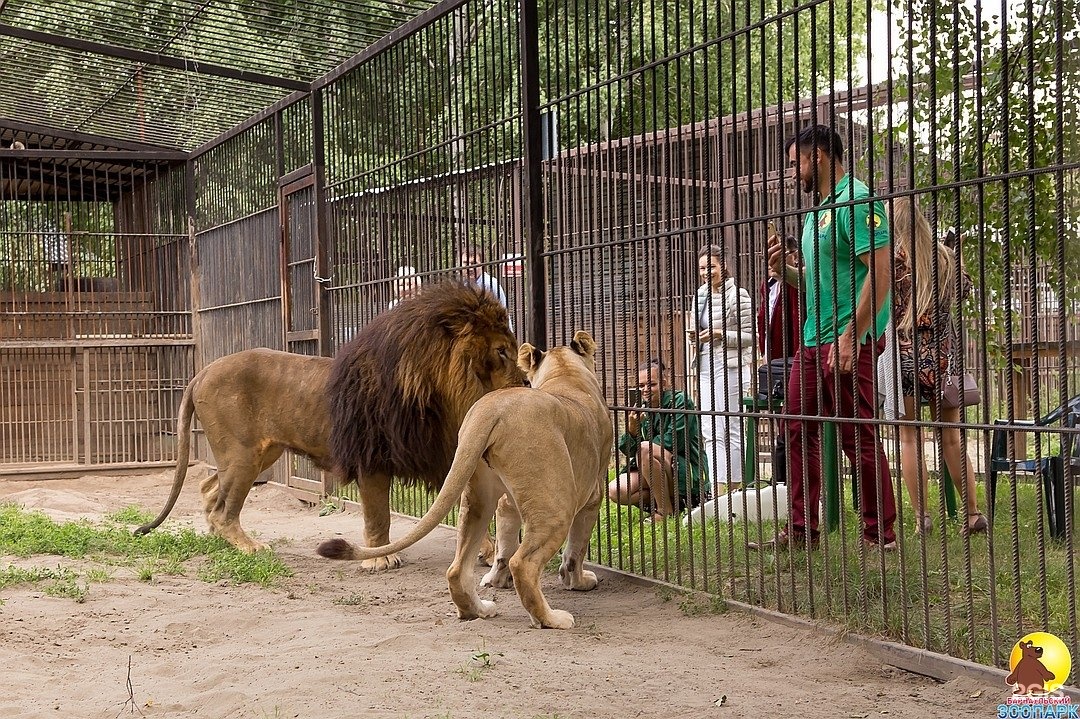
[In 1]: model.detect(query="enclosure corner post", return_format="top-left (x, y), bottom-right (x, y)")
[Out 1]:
top-left (519, 0), bottom-right (546, 347)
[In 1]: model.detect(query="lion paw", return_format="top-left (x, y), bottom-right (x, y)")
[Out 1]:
top-left (361, 553), bottom-right (402, 572)
top-left (562, 569), bottom-right (598, 591)
top-left (534, 609), bottom-right (575, 630)
top-left (459, 599), bottom-right (498, 620)
top-left (480, 560), bottom-right (513, 589)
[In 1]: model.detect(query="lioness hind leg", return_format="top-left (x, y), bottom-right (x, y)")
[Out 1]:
top-left (510, 516), bottom-right (576, 629)
top-left (559, 493), bottom-right (602, 592)
top-left (447, 475), bottom-right (501, 621)
top-left (358, 473), bottom-right (400, 571)
top-left (481, 494), bottom-right (521, 589)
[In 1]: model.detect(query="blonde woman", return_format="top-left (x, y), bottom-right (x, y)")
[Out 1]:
top-left (890, 197), bottom-right (987, 535)
top-left (693, 244), bottom-right (755, 497)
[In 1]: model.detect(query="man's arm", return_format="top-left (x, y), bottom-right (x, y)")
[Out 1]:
top-left (851, 243), bottom-right (892, 339)
top-left (834, 243), bottom-right (891, 374)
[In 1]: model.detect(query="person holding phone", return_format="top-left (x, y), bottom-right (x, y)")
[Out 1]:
top-left (692, 244), bottom-right (755, 497)
top-left (608, 360), bottom-right (708, 521)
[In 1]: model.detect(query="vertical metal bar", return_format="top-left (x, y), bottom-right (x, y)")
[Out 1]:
top-left (519, 0), bottom-right (546, 347)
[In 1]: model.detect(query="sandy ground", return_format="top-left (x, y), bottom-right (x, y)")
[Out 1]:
top-left (0, 467), bottom-right (1003, 719)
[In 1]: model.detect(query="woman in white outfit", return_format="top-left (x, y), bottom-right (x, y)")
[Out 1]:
top-left (694, 244), bottom-right (755, 497)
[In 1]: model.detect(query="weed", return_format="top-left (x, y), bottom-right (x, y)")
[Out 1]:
top-left (318, 496), bottom-right (343, 517)
top-left (45, 573), bottom-right (88, 602)
top-left (656, 585), bottom-right (675, 603)
top-left (106, 506), bottom-right (156, 525)
top-left (84, 567), bottom-right (112, 583)
top-left (470, 638), bottom-right (503, 668)
top-left (677, 592), bottom-right (727, 617)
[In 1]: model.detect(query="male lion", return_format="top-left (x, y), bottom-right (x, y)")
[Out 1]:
top-left (338, 331), bottom-right (613, 629)
top-left (316, 280), bottom-right (525, 570)
top-left (137, 282), bottom-right (521, 562)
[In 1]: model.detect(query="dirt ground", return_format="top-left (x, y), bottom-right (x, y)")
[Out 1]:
top-left (0, 467), bottom-right (1003, 719)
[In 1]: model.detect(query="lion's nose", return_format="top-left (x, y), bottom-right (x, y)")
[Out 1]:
top-left (522, 378), bottom-right (531, 387)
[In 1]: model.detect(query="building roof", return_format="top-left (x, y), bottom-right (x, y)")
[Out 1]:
top-left (0, 0), bottom-right (443, 152)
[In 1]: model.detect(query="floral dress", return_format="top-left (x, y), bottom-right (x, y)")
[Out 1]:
top-left (892, 248), bottom-right (968, 401)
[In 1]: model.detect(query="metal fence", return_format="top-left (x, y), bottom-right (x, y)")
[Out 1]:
top-left (3, 0), bottom-right (1078, 678)
top-left (0, 154), bottom-right (193, 472)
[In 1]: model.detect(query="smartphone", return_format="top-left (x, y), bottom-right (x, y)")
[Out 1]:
top-left (626, 388), bottom-right (643, 407)
top-left (767, 221), bottom-right (779, 239)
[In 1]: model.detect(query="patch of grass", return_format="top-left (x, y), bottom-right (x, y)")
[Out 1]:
top-left (0, 503), bottom-right (292, 597)
top-left (677, 592), bottom-right (727, 617)
top-left (44, 572), bottom-right (88, 602)
top-left (0, 564), bottom-right (73, 590)
top-left (105, 505), bottom-right (156, 525)
top-left (585, 479), bottom-right (1068, 669)
top-left (318, 496), bottom-right (343, 517)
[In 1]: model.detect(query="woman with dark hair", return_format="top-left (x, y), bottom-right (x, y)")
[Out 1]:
top-left (693, 244), bottom-right (754, 496)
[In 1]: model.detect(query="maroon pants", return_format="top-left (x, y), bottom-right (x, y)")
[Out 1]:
top-left (783, 338), bottom-right (897, 543)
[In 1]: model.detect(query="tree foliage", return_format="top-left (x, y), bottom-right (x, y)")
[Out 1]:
top-left (890, 0), bottom-right (1080, 359)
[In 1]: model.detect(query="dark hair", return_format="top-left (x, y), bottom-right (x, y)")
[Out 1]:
top-left (784, 235), bottom-right (800, 253)
top-left (697, 244), bottom-right (723, 260)
top-left (784, 124), bottom-right (844, 161)
top-left (460, 243), bottom-right (486, 262)
top-left (637, 359), bottom-right (666, 374)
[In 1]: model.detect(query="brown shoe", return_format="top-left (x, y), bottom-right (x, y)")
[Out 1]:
top-left (748, 528), bottom-right (819, 551)
top-left (863, 537), bottom-right (898, 551)
top-left (963, 513), bottom-right (988, 536)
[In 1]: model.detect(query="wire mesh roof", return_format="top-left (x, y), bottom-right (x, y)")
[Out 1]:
top-left (0, 0), bottom-right (443, 151)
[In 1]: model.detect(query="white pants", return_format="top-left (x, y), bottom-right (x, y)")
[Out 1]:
top-left (698, 354), bottom-right (750, 494)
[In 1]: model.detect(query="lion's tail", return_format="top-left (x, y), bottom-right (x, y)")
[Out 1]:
top-left (134, 375), bottom-right (197, 536)
top-left (316, 411), bottom-right (498, 561)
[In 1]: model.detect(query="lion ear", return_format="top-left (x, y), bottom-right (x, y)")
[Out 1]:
top-left (569, 330), bottom-right (596, 358)
top-left (517, 343), bottom-right (542, 372)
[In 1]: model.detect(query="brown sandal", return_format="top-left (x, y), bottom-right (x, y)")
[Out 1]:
top-left (915, 514), bottom-right (933, 535)
top-left (963, 513), bottom-right (988, 535)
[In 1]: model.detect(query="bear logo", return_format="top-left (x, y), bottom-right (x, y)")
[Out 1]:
top-left (1006, 640), bottom-right (1056, 695)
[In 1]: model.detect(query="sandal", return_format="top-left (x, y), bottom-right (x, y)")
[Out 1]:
top-left (915, 514), bottom-right (933, 535)
top-left (963, 513), bottom-right (988, 536)
top-left (748, 527), bottom-right (819, 551)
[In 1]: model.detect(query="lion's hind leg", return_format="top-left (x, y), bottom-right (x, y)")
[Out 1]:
top-left (447, 472), bottom-right (502, 621)
top-left (559, 490), bottom-right (602, 592)
top-left (204, 446), bottom-right (281, 554)
top-left (509, 511), bottom-right (576, 629)
top-left (481, 493), bottom-right (521, 589)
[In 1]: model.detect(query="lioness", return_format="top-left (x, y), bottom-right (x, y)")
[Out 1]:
top-left (137, 282), bottom-right (522, 563)
top-left (341, 330), bottom-right (613, 629)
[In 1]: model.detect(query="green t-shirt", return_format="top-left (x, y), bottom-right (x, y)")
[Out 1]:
top-left (800, 174), bottom-right (892, 347)
top-left (617, 390), bottom-right (708, 500)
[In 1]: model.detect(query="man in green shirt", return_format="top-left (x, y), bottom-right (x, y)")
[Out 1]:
top-left (608, 360), bottom-right (708, 521)
top-left (750, 125), bottom-right (897, 551)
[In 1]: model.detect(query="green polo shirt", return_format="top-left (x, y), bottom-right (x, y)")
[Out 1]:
top-left (800, 174), bottom-right (892, 347)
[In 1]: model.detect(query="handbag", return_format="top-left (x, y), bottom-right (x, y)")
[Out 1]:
top-left (756, 357), bottom-right (794, 403)
top-left (942, 373), bottom-right (981, 409)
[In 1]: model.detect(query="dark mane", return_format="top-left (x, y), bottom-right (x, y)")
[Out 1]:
top-left (327, 280), bottom-right (514, 489)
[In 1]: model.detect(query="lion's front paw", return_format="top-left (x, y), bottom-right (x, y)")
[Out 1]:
top-left (361, 553), bottom-right (402, 571)
top-left (533, 608), bottom-right (575, 630)
top-left (480, 560), bottom-right (513, 589)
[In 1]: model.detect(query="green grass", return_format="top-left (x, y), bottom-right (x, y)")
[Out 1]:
top-left (588, 478), bottom-right (1076, 670)
top-left (0, 503), bottom-right (293, 598)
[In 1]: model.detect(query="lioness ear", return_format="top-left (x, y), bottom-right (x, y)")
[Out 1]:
top-left (517, 343), bottom-right (542, 372)
top-left (569, 330), bottom-right (596, 358)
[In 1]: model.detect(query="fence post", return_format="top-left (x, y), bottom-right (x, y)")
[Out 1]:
top-left (519, 0), bottom-right (546, 347)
